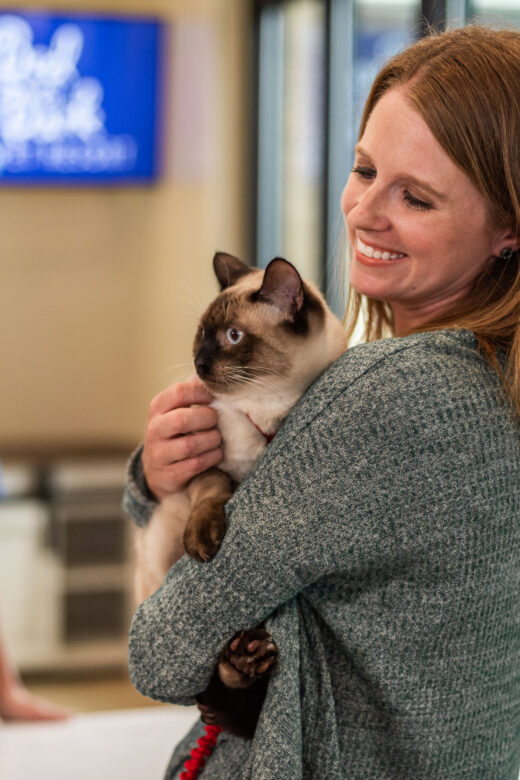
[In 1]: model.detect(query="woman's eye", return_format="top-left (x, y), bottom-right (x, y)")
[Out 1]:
top-left (351, 165), bottom-right (376, 180)
top-left (226, 327), bottom-right (244, 345)
top-left (351, 163), bottom-right (432, 210)
top-left (403, 190), bottom-right (432, 211)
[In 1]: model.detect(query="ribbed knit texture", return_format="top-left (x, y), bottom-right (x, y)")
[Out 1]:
top-left (126, 330), bottom-right (520, 779)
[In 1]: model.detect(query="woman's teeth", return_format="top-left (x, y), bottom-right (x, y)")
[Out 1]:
top-left (357, 237), bottom-right (405, 260)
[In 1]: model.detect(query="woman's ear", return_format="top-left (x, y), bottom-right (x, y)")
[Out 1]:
top-left (492, 227), bottom-right (520, 259)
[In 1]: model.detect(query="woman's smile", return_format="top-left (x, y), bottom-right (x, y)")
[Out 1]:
top-left (355, 236), bottom-right (407, 263)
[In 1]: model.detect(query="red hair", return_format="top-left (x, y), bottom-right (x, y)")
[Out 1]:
top-left (345, 26), bottom-right (520, 416)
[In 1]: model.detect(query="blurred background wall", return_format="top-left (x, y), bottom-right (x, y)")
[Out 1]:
top-left (0, 0), bottom-right (252, 688)
top-left (0, 0), bottom-right (251, 449)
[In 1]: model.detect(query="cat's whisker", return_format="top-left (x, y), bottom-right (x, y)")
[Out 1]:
top-left (248, 376), bottom-right (284, 393)
top-left (175, 307), bottom-right (207, 322)
top-left (173, 285), bottom-right (204, 304)
top-left (236, 369), bottom-right (282, 387)
top-left (155, 361), bottom-right (194, 382)
top-left (177, 281), bottom-right (209, 314)
top-left (170, 297), bottom-right (206, 320)
top-left (227, 364), bottom-right (282, 378)
top-left (241, 366), bottom-right (284, 379)
top-left (225, 371), bottom-right (284, 396)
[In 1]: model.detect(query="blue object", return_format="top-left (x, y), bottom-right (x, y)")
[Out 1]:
top-left (0, 11), bottom-right (166, 184)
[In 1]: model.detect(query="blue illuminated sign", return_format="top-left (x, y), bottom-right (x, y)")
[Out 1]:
top-left (0, 11), bottom-right (165, 184)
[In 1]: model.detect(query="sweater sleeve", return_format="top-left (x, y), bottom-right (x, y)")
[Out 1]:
top-left (127, 419), bottom-right (333, 704)
top-left (122, 444), bottom-right (158, 528)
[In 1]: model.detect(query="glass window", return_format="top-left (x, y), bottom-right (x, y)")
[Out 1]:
top-left (256, 0), bottom-right (326, 287)
top-left (256, 0), bottom-right (447, 315)
top-left (446, 0), bottom-right (468, 27)
top-left (326, 0), bottom-right (419, 313)
top-left (469, 0), bottom-right (520, 27)
top-left (353, 0), bottom-right (418, 131)
top-left (282, 1), bottom-right (326, 285)
top-left (257, 4), bottom-right (284, 269)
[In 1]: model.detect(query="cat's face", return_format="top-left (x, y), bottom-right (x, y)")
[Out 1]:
top-left (192, 253), bottom-right (342, 398)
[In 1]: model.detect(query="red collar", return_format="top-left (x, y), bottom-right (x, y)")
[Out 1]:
top-left (246, 413), bottom-right (276, 444)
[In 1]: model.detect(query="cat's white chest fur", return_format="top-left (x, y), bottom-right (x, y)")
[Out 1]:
top-left (210, 399), bottom-right (270, 482)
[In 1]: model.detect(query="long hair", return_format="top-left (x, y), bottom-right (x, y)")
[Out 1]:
top-left (345, 26), bottom-right (520, 416)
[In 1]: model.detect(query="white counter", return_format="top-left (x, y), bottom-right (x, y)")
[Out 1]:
top-left (0, 706), bottom-right (199, 780)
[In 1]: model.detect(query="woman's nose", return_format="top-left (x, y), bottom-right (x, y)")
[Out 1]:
top-left (343, 183), bottom-right (391, 232)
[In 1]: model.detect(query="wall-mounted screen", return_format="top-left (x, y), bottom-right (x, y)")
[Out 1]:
top-left (0, 11), bottom-right (166, 184)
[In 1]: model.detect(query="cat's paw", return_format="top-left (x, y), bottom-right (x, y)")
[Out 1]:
top-left (195, 698), bottom-right (220, 726)
top-left (183, 499), bottom-right (227, 562)
top-left (218, 629), bottom-right (278, 689)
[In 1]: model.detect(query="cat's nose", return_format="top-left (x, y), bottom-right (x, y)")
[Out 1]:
top-left (194, 350), bottom-right (213, 376)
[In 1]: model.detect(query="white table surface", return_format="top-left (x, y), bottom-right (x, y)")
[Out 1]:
top-left (0, 706), bottom-right (200, 780)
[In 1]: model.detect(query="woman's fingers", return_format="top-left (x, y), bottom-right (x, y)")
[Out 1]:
top-left (166, 446), bottom-right (224, 487)
top-left (149, 376), bottom-right (213, 416)
top-left (160, 428), bottom-right (222, 465)
top-left (142, 377), bottom-right (222, 499)
top-left (145, 445), bottom-right (223, 499)
top-left (151, 405), bottom-right (219, 439)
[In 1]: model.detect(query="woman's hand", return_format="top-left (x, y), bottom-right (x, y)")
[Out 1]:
top-left (142, 376), bottom-right (223, 500)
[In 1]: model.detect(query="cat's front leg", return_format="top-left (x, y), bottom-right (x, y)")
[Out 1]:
top-left (184, 468), bottom-right (234, 562)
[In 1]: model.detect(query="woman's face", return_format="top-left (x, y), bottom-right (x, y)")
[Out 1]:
top-left (341, 88), bottom-right (513, 334)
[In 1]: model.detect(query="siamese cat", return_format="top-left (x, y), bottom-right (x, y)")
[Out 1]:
top-left (134, 252), bottom-right (348, 738)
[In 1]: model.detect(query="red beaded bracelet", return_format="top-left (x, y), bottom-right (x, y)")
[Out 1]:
top-left (179, 723), bottom-right (223, 780)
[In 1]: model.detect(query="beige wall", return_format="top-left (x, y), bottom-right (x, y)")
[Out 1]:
top-left (0, 0), bottom-right (251, 450)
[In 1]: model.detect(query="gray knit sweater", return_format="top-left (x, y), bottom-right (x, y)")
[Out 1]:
top-left (125, 330), bottom-right (520, 779)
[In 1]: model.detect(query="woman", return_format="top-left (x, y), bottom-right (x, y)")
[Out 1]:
top-left (125, 26), bottom-right (520, 779)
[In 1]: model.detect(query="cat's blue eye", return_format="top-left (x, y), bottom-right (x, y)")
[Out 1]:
top-left (226, 327), bottom-right (243, 345)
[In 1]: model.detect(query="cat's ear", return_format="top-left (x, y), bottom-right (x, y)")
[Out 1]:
top-left (255, 258), bottom-right (304, 321)
top-left (213, 252), bottom-right (253, 290)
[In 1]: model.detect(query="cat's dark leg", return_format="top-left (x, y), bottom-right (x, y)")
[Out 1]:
top-left (195, 627), bottom-right (278, 739)
top-left (184, 468), bottom-right (234, 562)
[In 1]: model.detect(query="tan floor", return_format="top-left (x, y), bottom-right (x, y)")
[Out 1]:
top-left (22, 674), bottom-right (165, 714)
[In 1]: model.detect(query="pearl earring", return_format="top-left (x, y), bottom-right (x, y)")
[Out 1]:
top-left (500, 247), bottom-right (514, 260)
